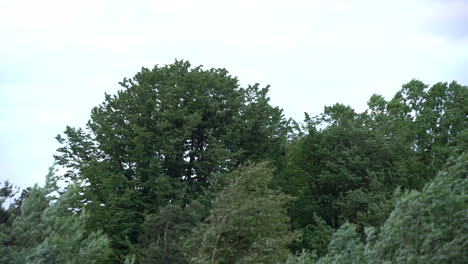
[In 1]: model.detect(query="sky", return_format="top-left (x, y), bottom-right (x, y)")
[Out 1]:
top-left (1, 0), bottom-right (467, 190)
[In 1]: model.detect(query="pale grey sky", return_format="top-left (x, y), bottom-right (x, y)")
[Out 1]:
top-left (1, 0), bottom-right (467, 189)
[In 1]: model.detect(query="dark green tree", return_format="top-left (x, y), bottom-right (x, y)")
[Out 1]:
top-left (0, 181), bottom-right (16, 263)
top-left (278, 80), bottom-right (466, 256)
top-left (370, 80), bottom-right (467, 186)
top-left (54, 60), bottom-right (290, 260)
top-left (0, 181), bottom-right (16, 225)
top-left (279, 104), bottom-right (399, 237)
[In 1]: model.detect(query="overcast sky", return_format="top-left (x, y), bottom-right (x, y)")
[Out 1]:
top-left (1, 0), bottom-right (467, 189)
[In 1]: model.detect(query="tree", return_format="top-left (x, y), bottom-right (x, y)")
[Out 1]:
top-left (289, 214), bottom-right (334, 258)
top-left (0, 168), bottom-right (112, 264)
top-left (139, 202), bottom-right (203, 264)
top-left (373, 80), bottom-right (467, 185)
top-left (0, 181), bottom-right (17, 263)
top-left (277, 80), bottom-right (467, 256)
top-left (278, 104), bottom-right (400, 235)
top-left (184, 163), bottom-right (296, 264)
top-left (54, 60), bottom-right (290, 260)
top-left (0, 181), bottom-right (14, 221)
top-left (304, 152), bottom-right (468, 264)
top-left (366, 152), bottom-right (468, 263)
top-left (315, 223), bottom-right (366, 264)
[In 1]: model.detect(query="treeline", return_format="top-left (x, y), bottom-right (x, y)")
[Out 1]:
top-left (1, 61), bottom-right (467, 263)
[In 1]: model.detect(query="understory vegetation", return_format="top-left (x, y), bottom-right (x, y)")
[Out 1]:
top-left (1, 61), bottom-right (467, 263)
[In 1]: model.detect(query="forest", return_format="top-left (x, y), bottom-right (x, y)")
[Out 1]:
top-left (1, 60), bottom-right (467, 263)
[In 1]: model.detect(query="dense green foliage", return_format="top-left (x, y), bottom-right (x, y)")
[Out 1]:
top-left (1, 61), bottom-right (466, 263)
top-left (0, 170), bottom-right (112, 263)
top-left (278, 80), bottom-right (467, 256)
top-left (366, 153), bottom-right (468, 263)
top-left (288, 152), bottom-right (468, 263)
top-left (138, 202), bottom-right (203, 264)
top-left (185, 163), bottom-right (296, 264)
top-left (53, 60), bottom-right (289, 260)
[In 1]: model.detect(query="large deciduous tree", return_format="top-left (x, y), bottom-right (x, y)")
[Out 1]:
top-left (54, 60), bottom-right (290, 260)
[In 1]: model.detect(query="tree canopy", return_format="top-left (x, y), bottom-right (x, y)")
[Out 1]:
top-left (288, 152), bottom-right (468, 264)
top-left (54, 60), bottom-right (290, 260)
top-left (185, 163), bottom-right (296, 264)
top-left (2, 60), bottom-right (466, 263)
top-left (0, 169), bottom-right (112, 264)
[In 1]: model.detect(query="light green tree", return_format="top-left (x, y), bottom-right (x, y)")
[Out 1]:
top-left (139, 202), bottom-right (204, 264)
top-left (0, 168), bottom-right (112, 263)
top-left (367, 152), bottom-right (468, 263)
top-left (185, 163), bottom-right (297, 264)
